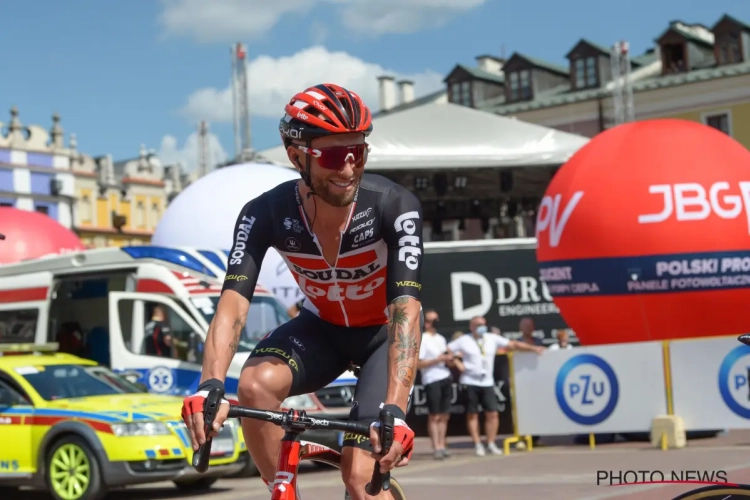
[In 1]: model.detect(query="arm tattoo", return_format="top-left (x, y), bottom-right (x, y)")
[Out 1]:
top-left (229, 317), bottom-right (245, 355)
top-left (387, 297), bottom-right (419, 388)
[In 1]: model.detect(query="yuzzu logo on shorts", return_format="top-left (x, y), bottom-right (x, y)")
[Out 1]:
top-left (555, 354), bottom-right (620, 425)
top-left (718, 344), bottom-right (750, 418)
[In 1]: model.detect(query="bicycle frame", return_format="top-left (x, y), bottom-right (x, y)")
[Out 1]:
top-left (271, 430), bottom-right (344, 499)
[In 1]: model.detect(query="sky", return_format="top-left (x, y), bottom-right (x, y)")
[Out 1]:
top-left (1, 0), bottom-right (748, 173)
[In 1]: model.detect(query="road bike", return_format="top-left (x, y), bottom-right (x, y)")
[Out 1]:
top-left (192, 387), bottom-right (406, 499)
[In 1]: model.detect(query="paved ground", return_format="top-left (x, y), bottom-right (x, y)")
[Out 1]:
top-left (20, 431), bottom-right (750, 499)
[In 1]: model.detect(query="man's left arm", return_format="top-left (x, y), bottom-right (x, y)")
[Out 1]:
top-left (382, 187), bottom-right (425, 415)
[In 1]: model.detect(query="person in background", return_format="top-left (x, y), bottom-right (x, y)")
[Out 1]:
top-left (144, 304), bottom-right (173, 358)
top-left (519, 317), bottom-right (544, 347)
top-left (449, 316), bottom-right (543, 456)
top-left (451, 331), bottom-right (464, 341)
top-left (548, 330), bottom-right (573, 350)
top-left (418, 309), bottom-right (463, 460)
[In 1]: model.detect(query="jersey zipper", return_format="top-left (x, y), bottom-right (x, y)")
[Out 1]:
top-left (295, 184), bottom-right (357, 327)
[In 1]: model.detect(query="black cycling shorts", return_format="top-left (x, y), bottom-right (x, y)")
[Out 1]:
top-left (424, 376), bottom-right (453, 415)
top-left (247, 309), bottom-right (412, 451)
top-left (464, 384), bottom-right (499, 413)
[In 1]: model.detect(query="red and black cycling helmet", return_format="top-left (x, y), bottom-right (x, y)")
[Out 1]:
top-left (279, 83), bottom-right (373, 188)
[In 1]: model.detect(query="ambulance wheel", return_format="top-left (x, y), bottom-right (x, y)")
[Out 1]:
top-left (45, 435), bottom-right (106, 500)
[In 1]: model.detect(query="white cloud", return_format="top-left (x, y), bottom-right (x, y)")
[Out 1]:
top-left (158, 131), bottom-right (229, 172)
top-left (158, 0), bottom-right (488, 41)
top-left (159, 0), bottom-right (313, 43)
top-left (180, 45), bottom-right (445, 123)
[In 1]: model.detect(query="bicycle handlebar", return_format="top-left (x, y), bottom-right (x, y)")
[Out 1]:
top-left (191, 388), bottom-right (393, 494)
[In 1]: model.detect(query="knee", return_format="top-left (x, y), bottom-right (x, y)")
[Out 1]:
top-left (238, 358), bottom-right (292, 407)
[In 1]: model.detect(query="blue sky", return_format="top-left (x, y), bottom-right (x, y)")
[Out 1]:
top-left (1, 0), bottom-right (748, 172)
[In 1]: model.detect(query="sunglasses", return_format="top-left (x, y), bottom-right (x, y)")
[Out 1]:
top-left (291, 143), bottom-right (369, 170)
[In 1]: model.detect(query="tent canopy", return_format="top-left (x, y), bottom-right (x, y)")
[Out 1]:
top-left (258, 102), bottom-right (589, 170)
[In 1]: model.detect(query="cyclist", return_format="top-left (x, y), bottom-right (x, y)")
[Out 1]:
top-left (182, 83), bottom-right (422, 499)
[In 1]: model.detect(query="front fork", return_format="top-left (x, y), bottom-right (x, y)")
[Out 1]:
top-left (271, 430), bottom-right (303, 500)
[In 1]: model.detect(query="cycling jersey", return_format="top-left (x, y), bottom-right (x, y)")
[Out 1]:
top-left (223, 173), bottom-right (424, 327)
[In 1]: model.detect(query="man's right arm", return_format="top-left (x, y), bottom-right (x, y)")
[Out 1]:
top-left (200, 196), bottom-right (272, 383)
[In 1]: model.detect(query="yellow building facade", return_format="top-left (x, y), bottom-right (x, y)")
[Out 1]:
top-left (71, 143), bottom-right (181, 248)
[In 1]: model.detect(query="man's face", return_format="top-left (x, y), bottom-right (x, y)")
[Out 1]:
top-left (520, 318), bottom-right (534, 335)
top-left (289, 132), bottom-right (366, 208)
top-left (425, 312), bottom-right (438, 329)
top-left (470, 317), bottom-right (486, 333)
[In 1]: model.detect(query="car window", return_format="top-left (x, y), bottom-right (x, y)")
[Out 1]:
top-left (15, 364), bottom-right (142, 401)
top-left (0, 378), bottom-right (29, 406)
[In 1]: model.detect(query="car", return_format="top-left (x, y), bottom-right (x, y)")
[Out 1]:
top-left (0, 343), bottom-right (247, 500)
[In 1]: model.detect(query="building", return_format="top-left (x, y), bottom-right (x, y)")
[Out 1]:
top-left (442, 14), bottom-right (750, 146)
top-left (0, 107), bottom-right (182, 248)
top-left (0, 107), bottom-right (76, 227)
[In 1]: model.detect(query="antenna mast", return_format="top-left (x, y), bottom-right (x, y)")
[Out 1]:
top-left (197, 120), bottom-right (211, 177)
top-left (610, 40), bottom-right (635, 126)
top-left (231, 42), bottom-right (254, 161)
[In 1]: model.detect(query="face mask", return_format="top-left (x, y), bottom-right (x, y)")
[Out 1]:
top-left (475, 325), bottom-right (488, 335)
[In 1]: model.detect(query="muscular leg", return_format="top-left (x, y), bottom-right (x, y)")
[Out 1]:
top-left (466, 413), bottom-right (481, 444)
top-left (341, 447), bottom-right (393, 500)
top-left (484, 411), bottom-right (499, 444)
top-left (237, 357), bottom-right (293, 483)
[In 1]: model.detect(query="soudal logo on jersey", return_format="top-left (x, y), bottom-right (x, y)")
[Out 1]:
top-left (229, 216), bottom-right (256, 265)
top-left (291, 262), bottom-right (381, 282)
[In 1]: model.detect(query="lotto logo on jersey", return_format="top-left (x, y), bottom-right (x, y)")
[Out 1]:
top-left (394, 211), bottom-right (421, 271)
top-left (229, 216), bottom-right (256, 265)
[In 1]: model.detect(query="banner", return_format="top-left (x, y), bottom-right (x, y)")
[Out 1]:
top-left (407, 353), bottom-right (514, 437)
top-left (512, 342), bottom-right (667, 435)
top-left (670, 336), bottom-right (750, 430)
top-left (422, 243), bottom-right (575, 345)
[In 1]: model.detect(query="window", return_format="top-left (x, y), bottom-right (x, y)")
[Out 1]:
top-left (0, 379), bottom-right (29, 406)
top-left (0, 309), bottom-right (38, 344)
top-left (135, 201), bottom-right (145, 228)
top-left (35, 205), bottom-right (49, 215)
top-left (80, 195), bottom-right (92, 224)
top-left (151, 202), bottom-right (161, 228)
top-left (141, 301), bottom-right (202, 362)
top-left (0, 202), bottom-right (12, 207)
top-left (508, 70), bottom-right (532, 102)
top-left (663, 43), bottom-right (687, 74)
top-left (450, 83), bottom-right (461, 103)
top-left (574, 57), bottom-right (599, 88)
top-left (190, 295), bottom-right (290, 351)
top-left (703, 112), bottom-right (732, 135)
top-left (717, 32), bottom-right (743, 65)
top-left (460, 81), bottom-right (471, 106)
top-left (16, 364), bottom-right (142, 401)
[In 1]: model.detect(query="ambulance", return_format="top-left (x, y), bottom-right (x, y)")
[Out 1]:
top-left (0, 245), bottom-right (354, 399)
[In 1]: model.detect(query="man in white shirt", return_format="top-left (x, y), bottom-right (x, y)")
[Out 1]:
top-left (548, 329), bottom-right (573, 350)
top-left (418, 309), bottom-right (462, 460)
top-left (448, 315), bottom-right (543, 456)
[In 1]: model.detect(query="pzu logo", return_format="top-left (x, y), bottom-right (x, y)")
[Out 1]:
top-left (718, 344), bottom-right (750, 418)
top-left (393, 211), bottom-right (421, 271)
top-left (555, 354), bottom-right (619, 425)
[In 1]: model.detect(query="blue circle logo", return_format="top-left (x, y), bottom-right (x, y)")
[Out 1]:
top-left (718, 344), bottom-right (750, 418)
top-left (555, 354), bottom-right (619, 425)
top-left (148, 366), bottom-right (175, 393)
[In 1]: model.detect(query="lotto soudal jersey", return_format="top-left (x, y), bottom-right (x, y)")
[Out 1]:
top-left (223, 174), bottom-right (424, 327)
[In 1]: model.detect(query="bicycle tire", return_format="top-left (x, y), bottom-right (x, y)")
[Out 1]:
top-left (343, 478), bottom-right (406, 500)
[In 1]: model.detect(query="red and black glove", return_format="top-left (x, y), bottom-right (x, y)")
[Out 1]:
top-left (181, 379), bottom-right (231, 423)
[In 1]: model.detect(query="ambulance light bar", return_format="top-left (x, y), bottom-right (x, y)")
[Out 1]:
top-left (0, 342), bottom-right (59, 354)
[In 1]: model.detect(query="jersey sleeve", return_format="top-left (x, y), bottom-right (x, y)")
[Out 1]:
top-left (222, 195), bottom-right (272, 301)
top-left (381, 186), bottom-right (424, 303)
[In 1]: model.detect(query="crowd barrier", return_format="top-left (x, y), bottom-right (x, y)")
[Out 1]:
top-left (506, 335), bottom-right (750, 452)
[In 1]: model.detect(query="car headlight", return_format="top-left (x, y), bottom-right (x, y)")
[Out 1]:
top-left (111, 421), bottom-right (170, 437)
top-left (282, 394), bottom-right (319, 410)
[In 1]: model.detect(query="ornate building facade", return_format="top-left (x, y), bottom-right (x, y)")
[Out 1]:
top-left (0, 107), bottom-right (184, 248)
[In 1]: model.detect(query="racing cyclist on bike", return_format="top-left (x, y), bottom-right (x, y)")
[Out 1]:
top-left (182, 83), bottom-right (423, 499)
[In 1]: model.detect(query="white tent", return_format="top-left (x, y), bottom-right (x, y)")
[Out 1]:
top-left (258, 102), bottom-right (589, 170)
